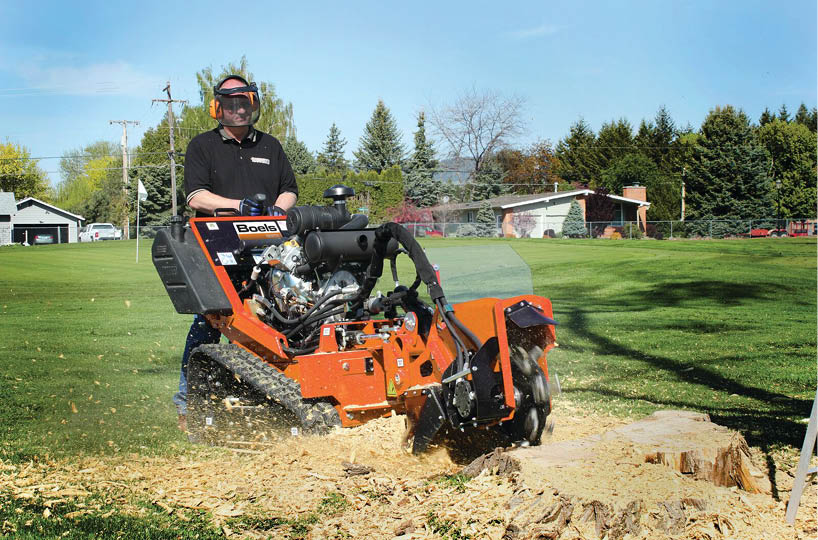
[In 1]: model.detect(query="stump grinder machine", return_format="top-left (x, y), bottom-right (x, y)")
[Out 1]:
top-left (152, 186), bottom-right (557, 453)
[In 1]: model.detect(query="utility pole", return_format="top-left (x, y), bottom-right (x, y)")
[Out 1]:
top-left (110, 120), bottom-right (139, 239)
top-left (152, 82), bottom-right (187, 216)
top-left (681, 167), bottom-right (686, 222)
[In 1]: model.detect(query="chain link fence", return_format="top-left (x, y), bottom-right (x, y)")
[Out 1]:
top-left (7, 218), bottom-right (816, 246)
top-left (401, 218), bottom-right (818, 239)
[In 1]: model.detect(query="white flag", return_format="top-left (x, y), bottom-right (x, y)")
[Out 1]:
top-left (137, 179), bottom-right (148, 202)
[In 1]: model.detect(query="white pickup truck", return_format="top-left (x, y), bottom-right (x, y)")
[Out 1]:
top-left (79, 223), bottom-right (122, 242)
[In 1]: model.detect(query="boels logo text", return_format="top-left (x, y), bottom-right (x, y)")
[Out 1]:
top-left (233, 221), bottom-right (286, 240)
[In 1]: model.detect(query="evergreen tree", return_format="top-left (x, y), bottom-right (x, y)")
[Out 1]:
top-left (475, 201), bottom-right (498, 236)
top-left (555, 118), bottom-right (597, 185)
top-left (599, 153), bottom-right (660, 194)
top-left (594, 118), bottom-right (633, 176)
top-left (404, 112), bottom-right (440, 207)
top-left (128, 124), bottom-right (186, 218)
top-left (636, 106), bottom-right (677, 169)
top-left (686, 106), bottom-right (773, 235)
top-left (561, 199), bottom-right (586, 237)
top-left (778, 104), bottom-right (790, 122)
top-left (794, 103), bottom-right (812, 129)
top-left (128, 166), bottom-right (174, 225)
top-left (759, 108), bottom-right (774, 126)
top-left (354, 99), bottom-right (404, 172)
top-left (316, 123), bottom-right (348, 172)
top-left (282, 135), bottom-right (315, 175)
top-left (470, 157), bottom-right (508, 201)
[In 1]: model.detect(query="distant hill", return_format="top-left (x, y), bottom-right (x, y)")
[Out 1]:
top-left (433, 157), bottom-right (472, 185)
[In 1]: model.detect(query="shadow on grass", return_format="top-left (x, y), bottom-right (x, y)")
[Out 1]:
top-left (564, 306), bottom-right (812, 448)
top-left (619, 279), bottom-right (789, 308)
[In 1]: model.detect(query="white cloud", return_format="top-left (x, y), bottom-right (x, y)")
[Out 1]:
top-left (509, 23), bottom-right (560, 40)
top-left (3, 59), bottom-right (164, 97)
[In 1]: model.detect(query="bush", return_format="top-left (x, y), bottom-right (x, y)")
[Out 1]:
top-left (455, 224), bottom-right (479, 237)
top-left (610, 231), bottom-right (622, 240)
top-left (623, 223), bottom-right (642, 239)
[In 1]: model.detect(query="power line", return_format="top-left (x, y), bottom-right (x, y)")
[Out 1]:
top-left (152, 82), bottom-right (187, 216)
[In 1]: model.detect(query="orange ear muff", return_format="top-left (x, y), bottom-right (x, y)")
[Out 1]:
top-left (209, 99), bottom-right (222, 120)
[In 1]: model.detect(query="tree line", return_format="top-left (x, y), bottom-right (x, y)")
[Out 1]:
top-left (1, 57), bottom-right (815, 231)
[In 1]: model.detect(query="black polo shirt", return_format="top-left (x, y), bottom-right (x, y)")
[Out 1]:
top-left (184, 127), bottom-right (297, 216)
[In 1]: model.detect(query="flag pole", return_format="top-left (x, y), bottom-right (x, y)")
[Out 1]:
top-left (136, 193), bottom-right (141, 263)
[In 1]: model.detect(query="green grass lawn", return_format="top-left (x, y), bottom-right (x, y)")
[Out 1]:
top-left (0, 236), bottom-right (814, 464)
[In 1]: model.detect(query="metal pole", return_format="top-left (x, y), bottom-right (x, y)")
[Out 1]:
top-left (136, 195), bottom-right (141, 263)
top-left (681, 167), bottom-right (686, 221)
top-left (110, 120), bottom-right (139, 239)
top-left (670, 221), bottom-right (673, 239)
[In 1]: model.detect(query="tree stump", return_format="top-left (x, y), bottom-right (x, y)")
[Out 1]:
top-left (507, 409), bottom-right (771, 494)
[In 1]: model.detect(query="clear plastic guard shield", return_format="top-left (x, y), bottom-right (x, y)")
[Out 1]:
top-left (424, 244), bottom-right (533, 303)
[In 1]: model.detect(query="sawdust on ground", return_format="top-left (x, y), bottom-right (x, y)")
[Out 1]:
top-left (1, 401), bottom-right (815, 539)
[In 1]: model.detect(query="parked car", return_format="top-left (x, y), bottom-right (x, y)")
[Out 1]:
top-left (79, 223), bottom-right (122, 242)
top-left (749, 228), bottom-right (788, 238)
top-left (32, 233), bottom-right (54, 244)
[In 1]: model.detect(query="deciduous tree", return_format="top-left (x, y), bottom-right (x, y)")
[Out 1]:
top-left (0, 141), bottom-right (51, 200)
top-left (177, 56), bottom-right (295, 150)
top-left (757, 119), bottom-right (817, 218)
top-left (511, 211), bottom-right (536, 237)
top-left (497, 140), bottom-right (561, 194)
top-left (429, 87), bottom-right (526, 176)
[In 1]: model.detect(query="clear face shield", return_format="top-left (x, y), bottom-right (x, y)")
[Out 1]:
top-left (214, 84), bottom-right (261, 127)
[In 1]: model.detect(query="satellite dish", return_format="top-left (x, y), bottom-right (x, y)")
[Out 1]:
top-left (442, 196), bottom-right (450, 204)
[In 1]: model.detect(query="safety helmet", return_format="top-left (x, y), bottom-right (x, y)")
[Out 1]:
top-left (209, 75), bottom-right (261, 127)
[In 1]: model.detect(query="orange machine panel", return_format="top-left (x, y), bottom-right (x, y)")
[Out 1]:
top-left (298, 350), bottom-right (386, 407)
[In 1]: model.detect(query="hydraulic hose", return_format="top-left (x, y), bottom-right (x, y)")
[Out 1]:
top-left (265, 290), bottom-right (344, 325)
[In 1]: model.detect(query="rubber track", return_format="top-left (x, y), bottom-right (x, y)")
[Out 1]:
top-left (193, 343), bottom-right (341, 433)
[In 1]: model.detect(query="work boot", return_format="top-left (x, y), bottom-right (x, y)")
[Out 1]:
top-left (177, 414), bottom-right (187, 433)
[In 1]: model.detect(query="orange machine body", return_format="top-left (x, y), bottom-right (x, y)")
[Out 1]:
top-left (189, 215), bottom-right (556, 429)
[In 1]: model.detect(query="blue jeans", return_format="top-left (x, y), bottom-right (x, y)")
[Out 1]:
top-left (173, 314), bottom-right (221, 415)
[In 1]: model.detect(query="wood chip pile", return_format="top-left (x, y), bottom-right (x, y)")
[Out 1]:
top-left (1, 403), bottom-right (815, 539)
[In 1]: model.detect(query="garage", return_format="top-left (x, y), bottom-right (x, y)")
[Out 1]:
top-left (12, 197), bottom-right (84, 244)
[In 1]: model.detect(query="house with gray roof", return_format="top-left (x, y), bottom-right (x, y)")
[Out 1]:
top-left (430, 186), bottom-right (651, 238)
top-left (0, 193), bottom-right (85, 244)
top-left (13, 196), bottom-right (85, 244)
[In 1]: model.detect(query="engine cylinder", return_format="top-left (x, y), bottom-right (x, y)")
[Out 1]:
top-left (303, 230), bottom-right (399, 264)
top-left (286, 205), bottom-right (351, 237)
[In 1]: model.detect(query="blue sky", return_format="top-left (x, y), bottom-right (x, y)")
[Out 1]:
top-left (1, 1), bottom-right (815, 185)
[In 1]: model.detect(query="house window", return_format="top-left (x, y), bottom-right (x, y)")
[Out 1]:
top-left (467, 211), bottom-right (474, 223)
top-left (613, 204), bottom-right (623, 225)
